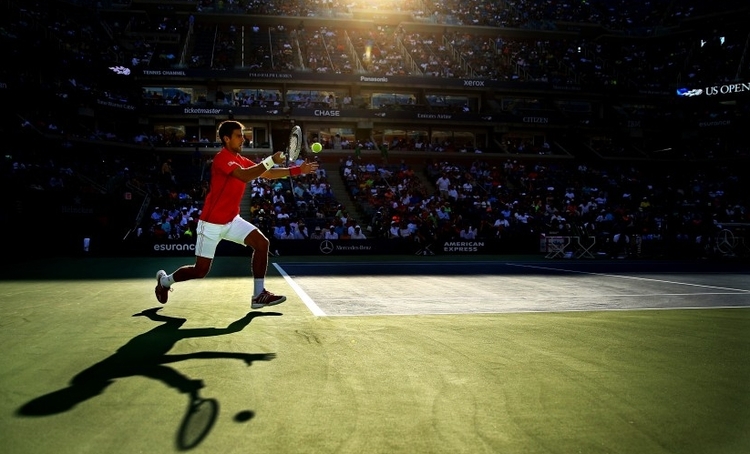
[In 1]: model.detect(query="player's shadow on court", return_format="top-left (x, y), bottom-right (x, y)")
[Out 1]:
top-left (16, 308), bottom-right (279, 450)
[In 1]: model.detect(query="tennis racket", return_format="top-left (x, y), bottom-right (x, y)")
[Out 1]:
top-left (177, 392), bottom-right (219, 450)
top-left (282, 125), bottom-right (302, 165)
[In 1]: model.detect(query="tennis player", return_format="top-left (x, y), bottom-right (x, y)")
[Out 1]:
top-left (154, 120), bottom-right (318, 308)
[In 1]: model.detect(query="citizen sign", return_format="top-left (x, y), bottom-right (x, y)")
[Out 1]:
top-left (523, 117), bottom-right (549, 124)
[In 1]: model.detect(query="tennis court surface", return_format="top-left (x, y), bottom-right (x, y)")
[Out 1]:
top-left (274, 259), bottom-right (750, 316)
top-left (1, 256), bottom-right (749, 454)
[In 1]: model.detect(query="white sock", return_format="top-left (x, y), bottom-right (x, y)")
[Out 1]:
top-left (253, 279), bottom-right (264, 298)
top-left (161, 274), bottom-right (175, 288)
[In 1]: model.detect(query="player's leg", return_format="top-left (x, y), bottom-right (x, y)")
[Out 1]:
top-left (170, 256), bottom-right (214, 282)
top-left (155, 221), bottom-right (219, 304)
top-left (155, 257), bottom-right (214, 304)
top-left (229, 219), bottom-right (286, 308)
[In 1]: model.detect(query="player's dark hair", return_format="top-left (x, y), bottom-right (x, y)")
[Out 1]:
top-left (217, 120), bottom-right (245, 146)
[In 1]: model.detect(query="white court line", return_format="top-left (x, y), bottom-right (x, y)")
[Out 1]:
top-left (324, 305), bottom-right (750, 317)
top-left (505, 262), bottom-right (750, 293)
top-left (273, 263), bottom-right (326, 316)
top-left (316, 292), bottom-right (750, 303)
top-left (275, 262), bottom-right (750, 317)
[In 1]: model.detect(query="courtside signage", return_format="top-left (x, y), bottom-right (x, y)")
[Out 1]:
top-left (154, 243), bottom-right (196, 251)
top-left (442, 241), bottom-right (485, 253)
top-left (677, 81), bottom-right (750, 98)
top-left (318, 240), bottom-right (373, 254)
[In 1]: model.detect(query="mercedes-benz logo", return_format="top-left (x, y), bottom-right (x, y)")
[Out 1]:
top-left (319, 240), bottom-right (334, 254)
top-left (716, 229), bottom-right (735, 254)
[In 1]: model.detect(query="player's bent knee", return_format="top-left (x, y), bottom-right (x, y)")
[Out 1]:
top-left (192, 257), bottom-right (212, 278)
top-left (245, 230), bottom-right (269, 251)
top-left (247, 239), bottom-right (268, 251)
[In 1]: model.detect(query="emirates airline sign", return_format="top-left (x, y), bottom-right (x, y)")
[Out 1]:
top-left (677, 81), bottom-right (750, 98)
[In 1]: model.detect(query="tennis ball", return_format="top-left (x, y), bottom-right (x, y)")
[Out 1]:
top-left (311, 142), bottom-right (323, 153)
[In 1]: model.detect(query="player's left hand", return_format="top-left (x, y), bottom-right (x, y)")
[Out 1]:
top-left (272, 151), bottom-right (286, 165)
top-left (299, 159), bottom-right (319, 175)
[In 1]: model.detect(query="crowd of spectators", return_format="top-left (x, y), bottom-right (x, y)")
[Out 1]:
top-left (4, 117), bottom-right (749, 259)
top-left (118, 1), bottom-right (747, 89)
top-left (3, 1), bottom-right (750, 257)
top-left (8, 1), bottom-right (747, 94)
top-left (336, 153), bottom-right (749, 258)
top-left (3, 122), bottom-right (354, 249)
top-left (260, 0), bottom-right (744, 31)
top-left (6, 0), bottom-right (747, 147)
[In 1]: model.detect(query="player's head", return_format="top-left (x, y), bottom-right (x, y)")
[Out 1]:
top-left (217, 120), bottom-right (245, 147)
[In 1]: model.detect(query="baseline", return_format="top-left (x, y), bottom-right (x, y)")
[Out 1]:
top-left (504, 262), bottom-right (750, 294)
top-left (273, 263), bottom-right (326, 316)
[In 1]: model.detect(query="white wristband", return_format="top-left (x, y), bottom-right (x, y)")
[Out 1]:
top-left (261, 156), bottom-right (275, 170)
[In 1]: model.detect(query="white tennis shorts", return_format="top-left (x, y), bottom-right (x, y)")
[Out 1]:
top-left (195, 215), bottom-right (256, 259)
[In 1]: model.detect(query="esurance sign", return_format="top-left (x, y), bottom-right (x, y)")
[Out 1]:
top-left (677, 81), bottom-right (750, 98)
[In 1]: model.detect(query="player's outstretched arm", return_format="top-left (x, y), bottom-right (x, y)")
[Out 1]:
top-left (260, 159), bottom-right (319, 180)
top-left (230, 151), bottom-right (286, 183)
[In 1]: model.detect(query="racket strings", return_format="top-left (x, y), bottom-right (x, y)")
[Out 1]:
top-left (289, 126), bottom-right (302, 161)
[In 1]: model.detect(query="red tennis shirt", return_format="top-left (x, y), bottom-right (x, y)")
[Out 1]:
top-left (199, 148), bottom-right (254, 224)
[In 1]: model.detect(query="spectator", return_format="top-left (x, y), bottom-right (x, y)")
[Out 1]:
top-left (324, 225), bottom-right (339, 239)
top-left (459, 224), bottom-right (477, 240)
top-left (278, 224), bottom-right (296, 240)
top-left (310, 226), bottom-right (324, 239)
top-left (294, 221), bottom-right (310, 239)
top-left (350, 225), bottom-right (367, 239)
top-left (161, 159), bottom-right (174, 185)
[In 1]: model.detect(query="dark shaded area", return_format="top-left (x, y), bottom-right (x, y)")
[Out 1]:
top-left (16, 309), bottom-right (280, 449)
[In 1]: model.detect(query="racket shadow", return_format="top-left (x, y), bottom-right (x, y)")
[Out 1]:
top-left (178, 390), bottom-right (220, 451)
top-left (16, 308), bottom-right (279, 450)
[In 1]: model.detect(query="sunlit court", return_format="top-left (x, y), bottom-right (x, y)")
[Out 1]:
top-left (2, 256), bottom-right (750, 454)
top-left (275, 259), bottom-right (750, 316)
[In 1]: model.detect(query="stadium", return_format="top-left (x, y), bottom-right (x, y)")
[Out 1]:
top-left (1, 1), bottom-right (749, 453)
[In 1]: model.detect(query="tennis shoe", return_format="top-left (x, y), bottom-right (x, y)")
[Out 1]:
top-left (154, 270), bottom-right (172, 304)
top-left (251, 289), bottom-right (286, 309)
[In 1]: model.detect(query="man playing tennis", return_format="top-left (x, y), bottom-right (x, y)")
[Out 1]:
top-left (154, 120), bottom-right (318, 308)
